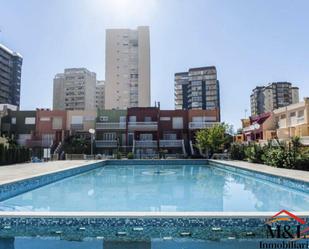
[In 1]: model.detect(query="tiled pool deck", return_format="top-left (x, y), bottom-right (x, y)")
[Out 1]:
top-left (0, 160), bottom-right (104, 185)
top-left (0, 159), bottom-right (308, 240)
top-left (209, 159), bottom-right (309, 183)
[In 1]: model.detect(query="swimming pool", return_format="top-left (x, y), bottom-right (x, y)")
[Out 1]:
top-left (1, 161), bottom-right (308, 212)
top-left (0, 160), bottom-right (308, 241)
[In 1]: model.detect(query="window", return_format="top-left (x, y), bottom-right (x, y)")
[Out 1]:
top-left (11, 117), bottom-right (16, 124)
top-left (172, 117), bottom-right (183, 129)
top-left (163, 133), bottom-right (177, 140)
top-left (192, 116), bottom-right (203, 122)
top-left (140, 134), bottom-right (153, 140)
top-left (100, 116), bottom-right (108, 122)
top-left (129, 116), bottom-right (136, 122)
top-left (160, 117), bottom-right (171, 121)
top-left (103, 133), bottom-right (116, 141)
top-left (280, 114), bottom-right (286, 119)
top-left (144, 116), bottom-right (152, 122)
top-left (71, 116), bottom-right (83, 124)
top-left (119, 116), bottom-right (126, 123)
top-left (290, 112), bottom-right (296, 117)
top-left (52, 117), bottom-right (63, 130)
top-left (25, 117), bottom-right (35, 125)
top-left (40, 117), bottom-right (51, 121)
top-left (298, 110), bottom-right (304, 117)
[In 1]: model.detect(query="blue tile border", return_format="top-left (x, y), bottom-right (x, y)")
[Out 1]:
top-left (0, 215), bottom-right (308, 240)
top-left (105, 159), bottom-right (209, 166)
top-left (209, 161), bottom-right (309, 193)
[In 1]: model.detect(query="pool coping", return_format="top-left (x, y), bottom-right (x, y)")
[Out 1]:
top-left (209, 159), bottom-right (309, 184)
top-left (0, 160), bottom-right (106, 186)
top-left (0, 211), bottom-right (309, 218)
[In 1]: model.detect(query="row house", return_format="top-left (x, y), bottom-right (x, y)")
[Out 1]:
top-left (95, 107), bottom-right (220, 157)
top-left (242, 112), bottom-right (277, 142)
top-left (1, 110), bottom-right (36, 146)
top-left (95, 109), bottom-right (127, 155)
top-left (236, 98), bottom-right (309, 145)
top-left (1, 109), bottom-right (97, 157)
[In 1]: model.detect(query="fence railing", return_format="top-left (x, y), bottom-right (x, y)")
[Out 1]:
top-left (95, 140), bottom-right (118, 148)
top-left (159, 140), bottom-right (183, 147)
top-left (128, 122), bottom-right (158, 130)
top-left (96, 122), bottom-right (126, 130)
top-left (188, 122), bottom-right (219, 129)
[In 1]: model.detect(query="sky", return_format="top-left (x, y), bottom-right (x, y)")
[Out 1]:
top-left (0, 0), bottom-right (309, 129)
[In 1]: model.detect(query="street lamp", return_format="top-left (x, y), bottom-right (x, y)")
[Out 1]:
top-left (89, 128), bottom-right (95, 157)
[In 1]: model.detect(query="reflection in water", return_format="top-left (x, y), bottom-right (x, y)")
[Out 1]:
top-left (0, 164), bottom-right (308, 212)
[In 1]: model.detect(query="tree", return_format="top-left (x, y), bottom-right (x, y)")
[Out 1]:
top-left (195, 123), bottom-right (229, 158)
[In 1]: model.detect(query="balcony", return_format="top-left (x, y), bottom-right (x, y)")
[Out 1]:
top-left (95, 140), bottom-right (117, 148)
top-left (135, 140), bottom-right (157, 148)
top-left (189, 122), bottom-right (219, 129)
top-left (159, 140), bottom-right (183, 147)
top-left (128, 122), bottom-right (158, 131)
top-left (96, 122), bottom-right (126, 130)
top-left (70, 124), bottom-right (84, 131)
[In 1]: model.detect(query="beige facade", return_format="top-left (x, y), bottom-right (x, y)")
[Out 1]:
top-left (53, 68), bottom-right (97, 111)
top-left (66, 110), bottom-right (96, 134)
top-left (273, 98), bottom-right (309, 139)
top-left (105, 26), bottom-right (150, 109)
top-left (95, 80), bottom-right (105, 110)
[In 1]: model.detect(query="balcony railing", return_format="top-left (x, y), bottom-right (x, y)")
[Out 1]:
top-left (135, 140), bottom-right (157, 148)
top-left (70, 124), bottom-right (84, 131)
top-left (95, 140), bottom-right (118, 148)
top-left (96, 122), bottom-right (126, 130)
top-left (159, 140), bottom-right (183, 147)
top-left (128, 122), bottom-right (158, 131)
top-left (189, 122), bottom-right (219, 129)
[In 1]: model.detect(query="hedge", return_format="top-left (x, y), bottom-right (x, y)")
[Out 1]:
top-left (0, 144), bottom-right (31, 166)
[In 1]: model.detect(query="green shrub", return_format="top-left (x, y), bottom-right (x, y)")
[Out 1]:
top-left (0, 143), bottom-right (30, 166)
top-left (127, 152), bottom-right (134, 159)
top-left (230, 144), bottom-right (246, 160)
top-left (244, 144), bottom-right (265, 163)
top-left (263, 147), bottom-right (295, 168)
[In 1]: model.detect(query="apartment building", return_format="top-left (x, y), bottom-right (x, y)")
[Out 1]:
top-left (273, 98), bottom-right (309, 143)
top-left (0, 43), bottom-right (23, 107)
top-left (105, 26), bottom-right (150, 109)
top-left (53, 68), bottom-right (97, 111)
top-left (174, 67), bottom-right (220, 120)
top-left (94, 107), bottom-right (220, 157)
top-left (250, 82), bottom-right (299, 115)
top-left (95, 80), bottom-right (105, 110)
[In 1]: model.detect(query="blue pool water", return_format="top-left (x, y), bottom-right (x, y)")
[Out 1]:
top-left (1, 163), bottom-right (309, 212)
